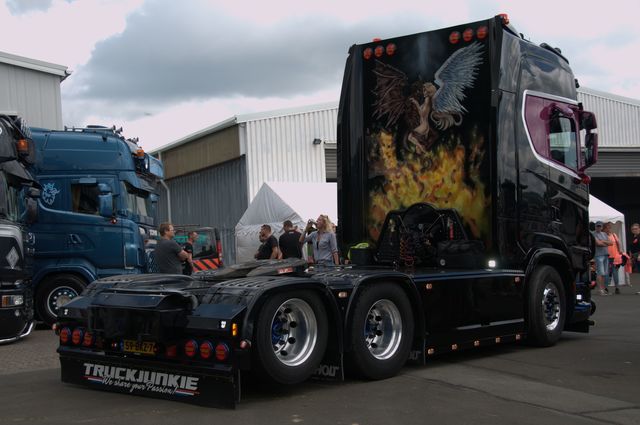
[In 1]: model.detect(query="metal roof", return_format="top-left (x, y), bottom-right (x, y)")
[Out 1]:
top-left (150, 101), bottom-right (338, 154)
top-left (0, 50), bottom-right (70, 80)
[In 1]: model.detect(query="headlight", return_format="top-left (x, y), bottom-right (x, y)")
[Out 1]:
top-left (1, 295), bottom-right (24, 307)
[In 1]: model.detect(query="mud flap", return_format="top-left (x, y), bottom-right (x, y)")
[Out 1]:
top-left (59, 351), bottom-right (240, 408)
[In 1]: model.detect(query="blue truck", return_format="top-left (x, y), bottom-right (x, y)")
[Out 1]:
top-left (28, 125), bottom-right (164, 325)
top-left (0, 113), bottom-right (39, 343)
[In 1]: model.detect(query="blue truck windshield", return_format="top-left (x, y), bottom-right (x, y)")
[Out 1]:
top-left (122, 182), bottom-right (153, 218)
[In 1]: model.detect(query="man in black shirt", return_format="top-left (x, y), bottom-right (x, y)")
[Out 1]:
top-left (255, 224), bottom-right (279, 260)
top-left (182, 231), bottom-right (197, 275)
top-left (279, 220), bottom-right (302, 259)
top-left (629, 223), bottom-right (640, 273)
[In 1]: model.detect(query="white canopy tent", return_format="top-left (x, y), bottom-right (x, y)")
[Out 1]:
top-left (589, 194), bottom-right (628, 285)
top-left (235, 182), bottom-right (337, 263)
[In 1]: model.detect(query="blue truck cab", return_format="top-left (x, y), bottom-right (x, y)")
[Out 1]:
top-left (29, 125), bottom-right (163, 325)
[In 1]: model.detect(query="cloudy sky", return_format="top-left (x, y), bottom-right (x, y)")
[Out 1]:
top-left (1, 0), bottom-right (639, 151)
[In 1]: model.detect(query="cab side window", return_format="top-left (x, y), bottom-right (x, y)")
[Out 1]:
top-left (71, 184), bottom-right (99, 215)
top-left (524, 93), bottom-right (580, 173)
top-left (548, 113), bottom-right (578, 169)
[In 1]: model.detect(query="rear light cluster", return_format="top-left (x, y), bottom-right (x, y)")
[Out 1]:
top-left (59, 327), bottom-right (97, 348)
top-left (449, 25), bottom-right (488, 44)
top-left (183, 339), bottom-right (230, 361)
top-left (363, 42), bottom-right (397, 60)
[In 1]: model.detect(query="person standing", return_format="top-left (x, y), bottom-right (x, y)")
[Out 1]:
top-left (604, 222), bottom-right (623, 294)
top-left (279, 220), bottom-right (302, 259)
top-left (155, 222), bottom-right (189, 274)
top-left (593, 221), bottom-right (613, 295)
top-left (628, 223), bottom-right (640, 294)
top-left (299, 214), bottom-right (339, 266)
top-left (255, 224), bottom-right (280, 260)
top-left (629, 223), bottom-right (640, 273)
top-left (182, 231), bottom-right (198, 275)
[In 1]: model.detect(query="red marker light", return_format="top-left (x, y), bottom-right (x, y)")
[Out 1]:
top-left (386, 43), bottom-right (396, 56)
top-left (72, 328), bottom-right (84, 345)
top-left (184, 339), bottom-right (198, 358)
top-left (372, 37), bottom-right (382, 42)
top-left (215, 342), bottom-right (230, 361)
top-left (374, 45), bottom-right (384, 58)
top-left (499, 13), bottom-right (509, 25)
top-left (363, 48), bottom-right (373, 60)
top-left (82, 331), bottom-right (94, 347)
top-left (449, 31), bottom-right (461, 44)
top-left (165, 345), bottom-right (177, 358)
top-left (477, 26), bottom-right (488, 40)
top-left (463, 28), bottom-right (474, 42)
top-left (199, 341), bottom-right (213, 359)
top-left (60, 327), bottom-right (71, 344)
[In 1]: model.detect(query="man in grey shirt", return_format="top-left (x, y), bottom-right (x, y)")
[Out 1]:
top-left (154, 222), bottom-right (189, 274)
top-left (593, 221), bottom-right (613, 295)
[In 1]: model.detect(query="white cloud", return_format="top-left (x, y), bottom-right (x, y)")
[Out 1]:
top-left (0, 0), bottom-right (144, 69)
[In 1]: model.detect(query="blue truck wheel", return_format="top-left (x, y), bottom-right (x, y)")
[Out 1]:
top-left (36, 274), bottom-right (86, 326)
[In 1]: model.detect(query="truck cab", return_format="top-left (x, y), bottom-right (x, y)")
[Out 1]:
top-left (28, 126), bottom-right (163, 324)
top-left (0, 114), bottom-right (39, 343)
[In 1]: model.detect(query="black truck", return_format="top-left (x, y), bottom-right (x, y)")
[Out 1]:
top-left (55, 15), bottom-right (598, 407)
top-left (0, 114), bottom-right (39, 344)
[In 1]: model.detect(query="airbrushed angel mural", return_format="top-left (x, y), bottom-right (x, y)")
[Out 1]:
top-left (366, 41), bottom-right (491, 243)
top-left (372, 42), bottom-right (484, 154)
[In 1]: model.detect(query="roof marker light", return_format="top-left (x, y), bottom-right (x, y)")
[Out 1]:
top-left (449, 31), bottom-right (461, 44)
top-left (477, 26), bottom-right (488, 40)
top-left (385, 43), bottom-right (396, 56)
top-left (463, 28), bottom-right (474, 42)
top-left (499, 13), bottom-right (509, 25)
top-left (374, 45), bottom-right (384, 58)
top-left (363, 47), bottom-right (373, 60)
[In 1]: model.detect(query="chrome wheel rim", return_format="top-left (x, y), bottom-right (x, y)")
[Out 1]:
top-left (270, 298), bottom-right (318, 367)
top-left (363, 299), bottom-right (403, 360)
top-left (542, 283), bottom-right (561, 331)
top-left (46, 286), bottom-right (79, 318)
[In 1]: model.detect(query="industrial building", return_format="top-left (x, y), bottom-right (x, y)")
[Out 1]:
top-left (0, 50), bottom-right (69, 129)
top-left (154, 88), bottom-right (640, 264)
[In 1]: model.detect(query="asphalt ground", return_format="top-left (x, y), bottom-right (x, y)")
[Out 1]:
top-left (0, 287), bottom-right (638, 425)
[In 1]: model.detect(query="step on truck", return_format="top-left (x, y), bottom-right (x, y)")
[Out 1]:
top-left (0, 114), bottom-right (39, 343)
top-left (28, 125), bottom-right (164, 325)
top-left (55, 14), bottom-right (598, 407)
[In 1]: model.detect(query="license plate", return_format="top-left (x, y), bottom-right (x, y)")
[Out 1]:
top-left (123, 340), bottom-right (156, 355)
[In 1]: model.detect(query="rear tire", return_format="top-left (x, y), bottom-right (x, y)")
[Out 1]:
top-left (254, 291), bottom-right (328, 385)
top-left (36, 274), bottom-right (86, 326)
top-left (347, 283), bottom-right (414, 380)
top-left (527, 266), bottom-right (566, 347)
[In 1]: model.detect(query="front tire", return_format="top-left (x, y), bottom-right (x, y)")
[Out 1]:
top-left (347, 283), bottom-right (414, 380)
top-left (527, 265), bottom-right (566, 347)
top-left (254, 291), bottom-right (328, 385)
top-left (36, 274), bottom-right (86, 326)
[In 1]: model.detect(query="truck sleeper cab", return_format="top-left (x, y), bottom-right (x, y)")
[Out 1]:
top-left (55, 15), bottom-right (597, 407)
top-left (29, 126), bottom-right (163, 325)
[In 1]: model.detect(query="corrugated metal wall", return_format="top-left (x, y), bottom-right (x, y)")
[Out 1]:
top-left (0, 63), bottom-right (63, 129)
top-left (244, 106), bottom-right (338, 200)
top-left (578, 88), bottom-right (640, 148)
top-left (157, 157), bottom-right (248, 264)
